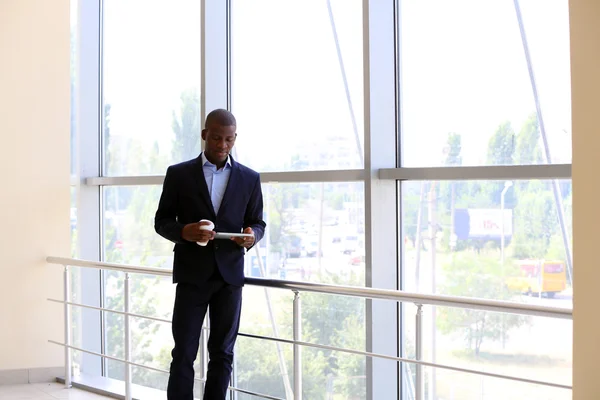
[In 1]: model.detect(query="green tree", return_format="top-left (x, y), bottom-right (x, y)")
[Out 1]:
top-left (297, 275), bottom-right (366, 398)
top-left (402, 181), bottom-right (427, 248)
top-left (483, 121), bottom-right (517, 208)
top-left (515, 113), bottom-right (543, 165)
top-left (171, 87), bottom-right (201, 163)
top-left (439, 133), bottom-right (463, 250)
top-left (266, 183), bottom-right (309, 254)
top-left (512, 182), bottom-right (558, 259)
top-left (444, 132), bottom-right (462, 166)
top-left (437, 252), bottom-right (530, 355)
top-left (332, 313), bottom-right (366, 398)
top-left (486, 121), bottom-right (516, 166)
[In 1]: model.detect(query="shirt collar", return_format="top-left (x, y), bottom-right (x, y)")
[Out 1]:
top-left (201, 152), bottom-right (232, 170)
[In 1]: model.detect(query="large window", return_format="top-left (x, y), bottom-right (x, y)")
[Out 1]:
top-left (69, 0), bottom-right (573, 398)
top-left (402, 180), bottom-right (572, 399)
top-left (231, 1), bottom-right (367, 395)
top-left (102, 0), bottom-right (201, 176)
top-left (399, 0), bottom-right (571, 167)
top-left (398, 1), bottom-right (572, 398)
top-left (231, 0), bottom-right (364, 172)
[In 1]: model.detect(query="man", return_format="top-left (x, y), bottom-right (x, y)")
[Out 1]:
top-left (155, 109), bottom-right (265, 399)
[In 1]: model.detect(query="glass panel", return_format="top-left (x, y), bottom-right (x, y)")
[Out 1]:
top-left (401, 179), bottom-right (572, 301)
top-left (103, 272), bottom-right (177, 386)
top-left (102, 0), bottom-right (201, 176)
top-left (103, 185), bottom-right (175, 384)
top-left (231, 0), bottom-right (364, 172)
top-left (303, 348), bottom-right (366, 399)
top-left (255, 182), bottom-right (365, 286)
top-left (103, 186), bottom-right (172, 267)
top-left (234, 337), bottom-right (293, 399)
top-left (237, 289), bottom-right (366, 398)
top-left (301, 293), bottom-right (365, 351)
top-left (399, 0), bottom-right (571, 167)
top-left (239, 286), bottom-right (294, 341)
top-left (401, 179), bottom-right (572, 399)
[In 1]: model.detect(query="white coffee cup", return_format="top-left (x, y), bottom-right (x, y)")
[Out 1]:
top-left (197, 219), bottom-right (215, 246)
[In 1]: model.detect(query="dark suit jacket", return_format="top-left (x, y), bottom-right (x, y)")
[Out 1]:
top-left (154, 155), bottom-right (266, 287)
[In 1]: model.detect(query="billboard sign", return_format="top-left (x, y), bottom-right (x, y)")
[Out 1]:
top-left (455, 208), bottom-right (513, 240)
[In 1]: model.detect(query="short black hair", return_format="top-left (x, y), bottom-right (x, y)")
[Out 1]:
top-left (205, 109), bottom-right (236, 128)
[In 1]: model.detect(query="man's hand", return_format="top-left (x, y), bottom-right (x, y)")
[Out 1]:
top-left (232, 227), bottom-right (255, 248)
top-left (181, 221), bottom-right (215, 243)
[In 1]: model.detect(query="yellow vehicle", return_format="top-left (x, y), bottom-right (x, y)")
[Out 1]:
top-left (506, 260), bottom-right (567, 298)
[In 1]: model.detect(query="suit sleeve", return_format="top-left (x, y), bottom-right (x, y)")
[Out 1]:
top-left (244, 174), bottom-right (266, 247)
top-left (155, 166), bottom-right (188, 244)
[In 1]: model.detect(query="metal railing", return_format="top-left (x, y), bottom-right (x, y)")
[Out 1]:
top-left (46, 256), bottom-right (572, 400)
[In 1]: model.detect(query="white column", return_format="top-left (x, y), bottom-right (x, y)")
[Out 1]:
top-left (76, 0), bottom-right (103, 376)
top-left (363, 0), bottom-right (400, 398)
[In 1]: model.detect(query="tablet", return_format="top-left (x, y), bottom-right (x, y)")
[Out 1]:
top-left (214, 232), bottom-right (255, 240)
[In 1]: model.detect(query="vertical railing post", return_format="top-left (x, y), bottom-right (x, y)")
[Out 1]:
top-left (64, 265), bottom-right (72, 388)
top-left (293, 291), bottom-right (302, 400)
top-left (124, 273), bottom-right (132, 400)
top-left (415, 304), bottom-right (424, 400)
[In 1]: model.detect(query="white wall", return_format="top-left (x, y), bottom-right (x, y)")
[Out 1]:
top-left (571, 0), bottom-right (600, 398)
top-left (0, 0), bottom-right (70, 370)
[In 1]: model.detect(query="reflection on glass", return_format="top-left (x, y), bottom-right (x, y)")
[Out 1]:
top-left (102, 0), bottom-right (201, 176)
top-left (399, 0), bottom-right (571, 167)
top-left (248, 182), bottom-right (365, 286)
top-left (401, 179), bottom-right (572, 399)
top-left (231, 0), bottom-right (364, 172)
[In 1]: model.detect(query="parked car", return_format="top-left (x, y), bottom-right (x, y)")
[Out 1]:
top-left (343, 235), bottom-right (360, 254)
top-left (305, 239), bottom-right (323, 257)
top-left (285, 235), bottom-right (303, 258)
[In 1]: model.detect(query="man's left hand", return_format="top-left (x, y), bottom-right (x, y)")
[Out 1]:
top-left (232, 227), bottom-right (255, 248)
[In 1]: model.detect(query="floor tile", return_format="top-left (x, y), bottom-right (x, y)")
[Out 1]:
top-left (0, 383), bottom-right (113, 400)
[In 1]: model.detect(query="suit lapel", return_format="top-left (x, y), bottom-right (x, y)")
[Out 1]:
top-left (192, 155), bottom-right (217, 219)
top-left (216, 157), bottom-right (240, 220)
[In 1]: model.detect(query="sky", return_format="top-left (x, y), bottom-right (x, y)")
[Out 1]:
top-left (92, 0), bottom-right (572, 174)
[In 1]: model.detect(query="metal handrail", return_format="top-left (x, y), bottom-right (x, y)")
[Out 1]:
top-left (46, 256), bottom-right (573, 399)
top-left (46, 256), bottom-right (572, 319)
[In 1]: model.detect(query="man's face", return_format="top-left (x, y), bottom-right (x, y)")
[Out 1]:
top-left (201, 124), bottom-right (237, 165)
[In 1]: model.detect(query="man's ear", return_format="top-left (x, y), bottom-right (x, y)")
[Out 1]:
top-left (201, 129), bottom-right (207, 140)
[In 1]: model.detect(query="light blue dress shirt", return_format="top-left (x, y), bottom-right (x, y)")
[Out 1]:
top-left (201, 152), bottom-right (232, 214)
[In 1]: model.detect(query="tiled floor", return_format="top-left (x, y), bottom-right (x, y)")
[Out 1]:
top-left (0, 382), bottom-right (113, 399)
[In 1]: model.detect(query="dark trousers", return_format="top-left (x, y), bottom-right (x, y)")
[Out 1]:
top-left (167, 275), bottom-right (242, 400)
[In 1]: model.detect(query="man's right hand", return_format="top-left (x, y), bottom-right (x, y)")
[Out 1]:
top-left (181, 221), bottom-right (215, 243)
